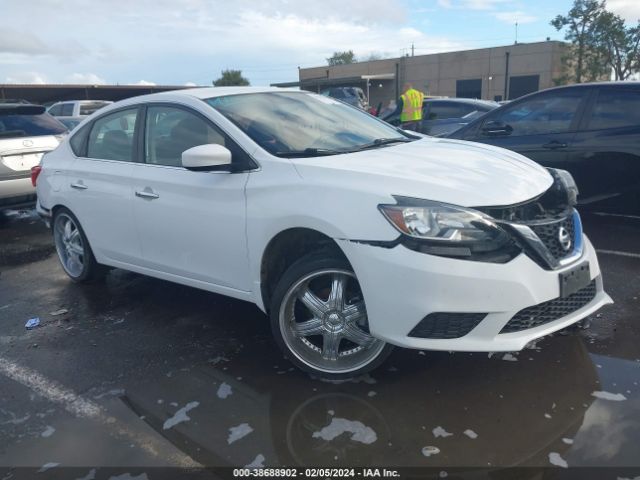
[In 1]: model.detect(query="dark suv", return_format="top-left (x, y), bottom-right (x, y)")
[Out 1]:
top-left (447, 82), bottom-right (640, 213)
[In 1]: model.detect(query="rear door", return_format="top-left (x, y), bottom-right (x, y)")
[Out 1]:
top-left (460, 88), bottom-right (591, 172)
top-left (569, 85), bottom-right (640, 203)
top-left (66, 107), bottom-right (142, 263)
top-left (131, 104), bottom-right (251, 291)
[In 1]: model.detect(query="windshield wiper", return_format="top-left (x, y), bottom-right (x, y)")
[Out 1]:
top-left (275, 148), bottom-right (342, 158)
top-left (350, 137), bottom-right (413, 151)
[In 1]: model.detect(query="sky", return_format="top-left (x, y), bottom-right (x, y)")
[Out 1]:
top-left (1, 0), bottom-right (639, 87)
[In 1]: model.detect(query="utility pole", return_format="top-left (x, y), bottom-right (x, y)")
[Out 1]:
top-left (515, 22), bottom-right (518, 44)
top-left (411, 43), bottom-right (415, 57)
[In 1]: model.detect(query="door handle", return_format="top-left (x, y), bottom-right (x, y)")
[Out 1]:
top-left (542, 141), bottom-right (568, 150)
top-left (135, 189), bottom-right (159, 200)
top-left (70, 182), bottom-right (88, 190)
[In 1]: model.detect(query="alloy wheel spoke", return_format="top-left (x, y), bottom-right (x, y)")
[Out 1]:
top-left (327, 275), bottom-right (346, 310)
top-left (292, 317), bottom-right (324, 337)
top-left (322, 332), bottom-right (341, 361)
top-left (68, 243), bottom-right (84, 256)
top-left (299, 287), bottom-right (328, 318)
top-left (63, 220), bottom-right (72, 241)
top-left (343, 302), bottom-right (366, 324)
top-left (343, 323), bottom-right (375, 347)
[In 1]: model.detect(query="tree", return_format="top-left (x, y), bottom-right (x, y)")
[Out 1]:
top-left (551, 0), bottom-right (608, 83)
top-left (594, 11), bottom-right (640, 80)
top-left (327, 50), bottom-right (356, 66)
top-left (213, 69), bottom-right (250, 86)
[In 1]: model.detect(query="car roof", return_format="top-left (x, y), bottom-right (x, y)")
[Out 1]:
top-left (427, 98), bottom-right (499, 106)
top-left (142, 86), bottom-right (301, 101)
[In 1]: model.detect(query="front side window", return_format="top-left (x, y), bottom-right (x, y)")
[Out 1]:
top-left (488, 91), bottom-right (583, 137)
top-left (428, 102), bottom-right (467, 120)
top-left (144, 106), bottom-right (226, 167)
top-left (48, 104), bottom-right (62, 116)
top-left (87, 108), bottom-right (138, 162)
top-left (206, 92), bottom-right (410, 156)
top-left (587, 89), bottom-right (640, 130)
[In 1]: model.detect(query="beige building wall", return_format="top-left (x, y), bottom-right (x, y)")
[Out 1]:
top-left (297, 41), bottom-right (568, 105)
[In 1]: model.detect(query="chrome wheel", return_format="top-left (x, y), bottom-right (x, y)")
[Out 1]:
top-left (279, 269), bottom-right (385, 374)
top-left (53, 213), bottom-right (85, 278)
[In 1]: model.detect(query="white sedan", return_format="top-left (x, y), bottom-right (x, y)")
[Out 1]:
top-left (35, 87), bottom-right (611, 378)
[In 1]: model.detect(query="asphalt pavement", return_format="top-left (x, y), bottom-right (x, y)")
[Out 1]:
top-left (0, 208), bottom-right (639, 479)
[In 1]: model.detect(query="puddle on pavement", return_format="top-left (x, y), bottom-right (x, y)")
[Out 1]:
top-left (119, 335), bottom-right (640, 468)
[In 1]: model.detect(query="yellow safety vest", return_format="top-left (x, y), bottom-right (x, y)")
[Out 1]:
top-left (400, 88), bottom-right (425, 122)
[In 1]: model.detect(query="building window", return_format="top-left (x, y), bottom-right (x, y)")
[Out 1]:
top-left (509, 75), bottom-right (540, 100)
top-left (456, 79), bottom-right (482, 99)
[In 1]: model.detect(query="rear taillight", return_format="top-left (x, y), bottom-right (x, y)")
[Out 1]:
top-left (31, 165), bottom-right (42, 187)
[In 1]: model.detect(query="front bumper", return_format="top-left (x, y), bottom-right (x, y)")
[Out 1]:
top-left (337, 234), bottom-right (612, 352)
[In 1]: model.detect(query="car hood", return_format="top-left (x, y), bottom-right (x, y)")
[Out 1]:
top-left (291, 137), bottom-right (553, 207)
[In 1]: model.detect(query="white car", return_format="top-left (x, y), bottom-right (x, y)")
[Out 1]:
top-left (35, 87), bottom-right (612, 378)
top-left (0, 104), bottom-right (64, 210)
top-left (47, 100), bottom-right (112, 119)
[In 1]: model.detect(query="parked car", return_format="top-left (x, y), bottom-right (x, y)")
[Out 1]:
top-left (0, 104), bottom-right (65, 210)
top-left (35, 87), bottom-right (610, 378)
top-left (447, 82), bottom-right (640, 213)
top-left (321, 87), bottom-right (368, 109)
top-left (47, 100), bottom-right (112, 119)
top-left (383, 98), bottom-right (498, 136)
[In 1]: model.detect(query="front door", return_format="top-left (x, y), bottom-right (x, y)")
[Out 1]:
top-left (131, 104), bottom-right (251, 292)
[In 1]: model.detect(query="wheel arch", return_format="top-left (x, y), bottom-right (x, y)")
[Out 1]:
top-left (259, 227), bottom-right (351, 313)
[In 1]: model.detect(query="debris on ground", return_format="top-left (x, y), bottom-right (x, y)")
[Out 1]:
top-left (49, 309), bottom-right (69, 316)
top-left (592, 391), bottom-right (627, 401)
top-left (422, 446), bottom-right (441, 457)
top-left (548, 452), bottom-right (568, 468)
top-left (25, 317), bottom-right (40, 329)
top-left (228, 423), bottom-right (254, 444)
top-left (432, 426), bottom-right (453, 438)
top-left (312, 417), bottom-right (377, 444)
top-left (162, 401), bottom-right (199, 430)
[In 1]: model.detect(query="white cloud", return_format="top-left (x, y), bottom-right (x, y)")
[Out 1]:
top-left (184, 81), bottom-right (197, 86)
top-left (437, 0), bottom-right (512, 10)
top-left (607, 0), bottom-right (640, 22)
top-left (134, 80), bottom-right (157, 85)
top-left (4, 71), bottom-right (48, 84)
top-left (65, 72), bottom-right (107, 84)
top-left (494, 11), bottom-right (538, 24)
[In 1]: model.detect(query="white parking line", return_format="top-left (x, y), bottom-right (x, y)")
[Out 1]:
top-left (0, 357), bottom-right (199, 467)
top-left (596, 249), bottom-right (640, 259)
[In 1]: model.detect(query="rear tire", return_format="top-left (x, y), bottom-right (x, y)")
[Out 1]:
top-left (52, 207), bottom-right (106, 283)
top-left (269, 251), bottom-right (393, 379)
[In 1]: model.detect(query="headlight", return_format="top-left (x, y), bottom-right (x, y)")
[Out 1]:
top-left (550, 168), bottom-right (579, 206)
top-left (379, 198), bottom-right (519, 261)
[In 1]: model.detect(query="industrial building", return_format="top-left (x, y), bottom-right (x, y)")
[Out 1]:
top-left (274, 40), bottom-right (569, 108)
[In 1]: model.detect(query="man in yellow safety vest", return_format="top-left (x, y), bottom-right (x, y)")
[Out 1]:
top-left (398, 83), bottom-right (425, 131)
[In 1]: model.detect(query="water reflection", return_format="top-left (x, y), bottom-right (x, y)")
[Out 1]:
top-left (122, 335), bottom-right (603, 468)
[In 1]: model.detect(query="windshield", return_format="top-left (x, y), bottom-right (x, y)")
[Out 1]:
top-left (0, 110), bottom-right (67, 138)
top-left (206, 92), bottom-right (410, 156)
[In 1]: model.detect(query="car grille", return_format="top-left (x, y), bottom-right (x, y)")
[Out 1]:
top-left (529, 215), bottom-right (576, 261)
top-left (409, 312), bottom-right (487, 339)
top-left (500, 280), bottom-right (597, 333)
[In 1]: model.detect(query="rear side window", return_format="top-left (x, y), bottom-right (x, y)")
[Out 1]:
top-left (79, 102), bottom-right (110, 116)
top-left (0, 108), bottom-right (67, 138)
top-left (69, 123), bottom-right (90, 156)
top-left (87, 108), bottom-right (138, 162)
top-left (61, 103), bottom-right (74, 116)
top-left (488, 91), bottom-right (583, 136)
top-left (587, 89), bottom-right (640, 130)
top-left (428, 102), bottom-right (466, 120)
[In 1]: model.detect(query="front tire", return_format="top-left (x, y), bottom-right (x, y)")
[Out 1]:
top-left (270, 251), bottom-right (393, 379)
top-left (52, 207), bottom-right (105, 283)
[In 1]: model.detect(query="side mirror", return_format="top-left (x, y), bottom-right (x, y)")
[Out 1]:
top-left (182, 144), bottom-right (232, 171)
top-left (481, 120), bottom-right (513, 136)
